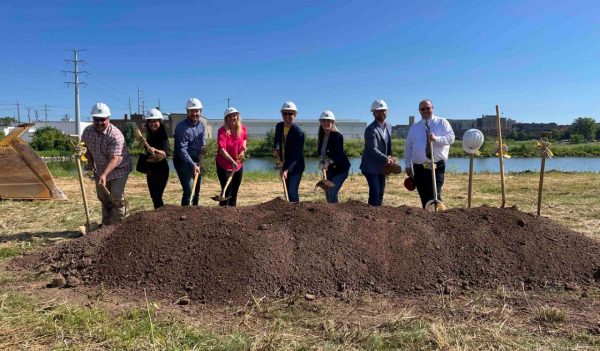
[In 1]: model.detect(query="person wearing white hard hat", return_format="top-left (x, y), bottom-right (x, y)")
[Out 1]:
top-left (404, 99), bottom-right (455, 208)
top-left (215, 107), bottom-right (248, 206)
top-left (317, 110), bottom-right (350, 203)
top-left (174, 97), bottom-right (206, 206)
top-left (360, 99), bottom-right (395, 206)
top-left (81, 102), bottom-right (132, 225)
top-left (273, 101), bottom-right (305, 202)
top-left (142, 108), bottom-right (170, 209)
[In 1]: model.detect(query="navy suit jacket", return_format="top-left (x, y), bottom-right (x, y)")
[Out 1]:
top-left (274, 122), bottom-right (305, 175)
top-left (359, 121), bottom-right (393, 175)
top-left (317, 131), bottom-right (351, 176)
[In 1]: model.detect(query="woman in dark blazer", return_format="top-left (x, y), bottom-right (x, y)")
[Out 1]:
top-left (317, 110), bottom-right (350, 203)
top-left (143, 108), bottom-right (170, 209)
top-left (273, 101), bottom-right (305, 202)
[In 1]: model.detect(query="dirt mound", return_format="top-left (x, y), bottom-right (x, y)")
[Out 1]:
top-left (15, 199), bottom-right (600, 303)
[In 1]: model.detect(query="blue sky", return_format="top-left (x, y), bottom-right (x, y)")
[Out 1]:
top-left (0, 0), bottom-right (599, 125)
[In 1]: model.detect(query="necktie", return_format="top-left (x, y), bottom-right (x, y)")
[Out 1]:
top-left (425, 120), bottom-right (432, 160)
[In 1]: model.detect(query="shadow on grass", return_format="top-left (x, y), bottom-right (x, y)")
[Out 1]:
top-left (0, 230), bottom-right (81, 243)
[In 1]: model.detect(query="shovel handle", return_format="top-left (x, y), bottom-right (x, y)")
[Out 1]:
top-left (221, 170), bottom-right (235, 197)
top-left (281, 176), bottom-right (289, 202)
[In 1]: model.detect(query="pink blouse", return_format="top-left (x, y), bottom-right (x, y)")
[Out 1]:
top-left (216, 125), bottom-right (248, 171)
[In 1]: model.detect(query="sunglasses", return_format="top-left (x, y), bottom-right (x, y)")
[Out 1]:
top-left (93, 118), bottom-right (108, 123)
top-left (282, 112), bottom-right (295, 117)
top-left (419, 107), bottom-right (433, 112)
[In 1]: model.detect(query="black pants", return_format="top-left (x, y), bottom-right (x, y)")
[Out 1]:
top-left (413, 161), bottom-right (445, 208)
top-left (146, 162), bottom-right (169, 209)
top-left (216, 163), bottom-right (243, 206)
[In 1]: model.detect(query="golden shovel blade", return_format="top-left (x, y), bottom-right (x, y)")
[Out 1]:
top-left (425, 200), bottom-right (446, 212)
top-left (315, 179), bottom-right (336, 191)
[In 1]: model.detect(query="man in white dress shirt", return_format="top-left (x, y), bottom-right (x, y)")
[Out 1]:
top-left (404, 99), bottom-right (455, 208)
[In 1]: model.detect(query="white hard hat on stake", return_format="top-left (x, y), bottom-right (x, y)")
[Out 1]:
top-left (91, 102), bottom-right (111, 118)
top-left (371, 99), bottom-right (388, 112)
top-left (186, 97), bottom-right (203, 110)
top-left (463, 129), bottom-right (485, 154)
top-left (145, 108), bottom-right (163, 120)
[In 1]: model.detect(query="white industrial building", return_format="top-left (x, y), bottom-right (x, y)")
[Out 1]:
top-left (205, 118), bottom-right (367, 139)
top-left (3, 121), bottom-right (92, 142)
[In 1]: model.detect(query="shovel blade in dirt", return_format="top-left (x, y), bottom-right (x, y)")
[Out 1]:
top-left (315, 179), bottom-right (336, 191)
top-left (425, 199), bottom-right (446, 212)
top-left (211, 194), bottom-right (232, 202)
top-left (78, 222), bottom-right (100, 235)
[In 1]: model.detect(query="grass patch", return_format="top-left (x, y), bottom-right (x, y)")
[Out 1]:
top-left (537, 305), bottom-right (567, 323)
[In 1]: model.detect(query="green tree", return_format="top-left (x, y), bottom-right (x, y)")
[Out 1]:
top-left (29, 126), bottom-right (71, 152)
top-left (0, 130), bottom-right (5, 141)
top-left (571, 117), bottom-right (597, 141)
top-left (549, 129), bottom-right (562, 141)
top-left (0, 117), bottom-right (17, 125)
top-left (124, 123), bottom-right (137, 148)
top-left (570, 134), bottom-right (585, 144)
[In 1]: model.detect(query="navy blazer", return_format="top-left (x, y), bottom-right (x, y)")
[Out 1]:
top-left (359, 121), bottom-right (393, 175)
top-left (317, 131), bottom-right (351, 176)
top-left (274, 122), bottom-right (305, 175)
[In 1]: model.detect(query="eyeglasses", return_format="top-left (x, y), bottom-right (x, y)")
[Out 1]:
top-left (419, 107), bottom-right (433, 112)
top-left (282, 112), bottom-right (295, 117)
top-left (93, 118), bottom-right (108, 123)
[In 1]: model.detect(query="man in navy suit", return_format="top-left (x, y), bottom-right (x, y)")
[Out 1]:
top-left (273, 101), bottom-right (305, 202)
top-left (360, 99), bottom-right (395, 206)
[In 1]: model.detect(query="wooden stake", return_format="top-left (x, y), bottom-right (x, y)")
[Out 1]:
top-left (537, 154), bottom-right (546, 216)
top-left (468, 154), bottom-right (474, 208)
top-left (495, 105), bottom-right (506, 208)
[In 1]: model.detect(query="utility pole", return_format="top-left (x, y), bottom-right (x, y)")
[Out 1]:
top-left (128, 97), bottom-right (132, 117)
top-left (43, 104), bottom-right (50, 123)
top-left (27, 108), bottom-right (31, 123)
top-left (227, 98), bottom-right (231, 108)
top-left (137, 86), bottom-right (141, 114)
top-left (35, 110), bottom-right (39, 122)
top-left (16, 101), bottom-right (21, 124)
top-left (64, 49), bottom-right (87, 136)
top-left (158, 98), bottom-right (161, 110)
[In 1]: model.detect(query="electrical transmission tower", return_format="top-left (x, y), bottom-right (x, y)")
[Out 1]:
top-left (64, 49), bottom-right (87, 136)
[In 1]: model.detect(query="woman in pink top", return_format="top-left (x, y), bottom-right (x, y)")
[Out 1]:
top-left (216, 107), bottom-right (248, 206)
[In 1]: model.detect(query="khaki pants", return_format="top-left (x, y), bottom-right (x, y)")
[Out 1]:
top-left (95, 175), bottom-right (128, 226)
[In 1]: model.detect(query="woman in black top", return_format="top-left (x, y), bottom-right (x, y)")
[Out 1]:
top-left (317, 110), bottom-right (351, 203)
top-left (144, 108), bottom-right (171, 209)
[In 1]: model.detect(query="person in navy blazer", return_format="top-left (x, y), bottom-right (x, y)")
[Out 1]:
top-left (317, 110), bottom-right (351, 203)
top-left (360, 99), bottom-right (395, 206)
top-left (273, 101), bottom-right (305, 202)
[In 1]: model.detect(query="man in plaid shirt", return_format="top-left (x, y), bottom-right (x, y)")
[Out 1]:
top-left (82, 102), bottom-right (132, 225)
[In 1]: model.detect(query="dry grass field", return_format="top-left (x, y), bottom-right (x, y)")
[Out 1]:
top-left (0, 172), bottom-right (599, 350)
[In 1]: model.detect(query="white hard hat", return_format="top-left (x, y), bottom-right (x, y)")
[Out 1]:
top-left (462, 129), bottom-right (485, 154)
top-left (145, 108), bottom-right (163, 120)
top-left (224, 107), bottom-right (239, 118)
top-left (370, 99), bottom-right (388, 112)
top-left (319, 110), bottom-right (335, 121)
top-left (186, 97), bottom-right (203, 110)
top-left (280, 101), bottom-right (298, 112)
top-left (91, 102), bottom-right (111, 118)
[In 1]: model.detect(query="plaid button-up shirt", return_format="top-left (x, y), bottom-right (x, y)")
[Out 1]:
top-left (81, 124), bottom-right (132, 181)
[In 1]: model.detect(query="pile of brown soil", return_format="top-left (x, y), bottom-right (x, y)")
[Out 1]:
top-left (15, 199), bottom-right (600, 303)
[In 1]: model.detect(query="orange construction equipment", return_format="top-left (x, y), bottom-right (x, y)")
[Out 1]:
top-left (0, 123), bottom-right (67, 200)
